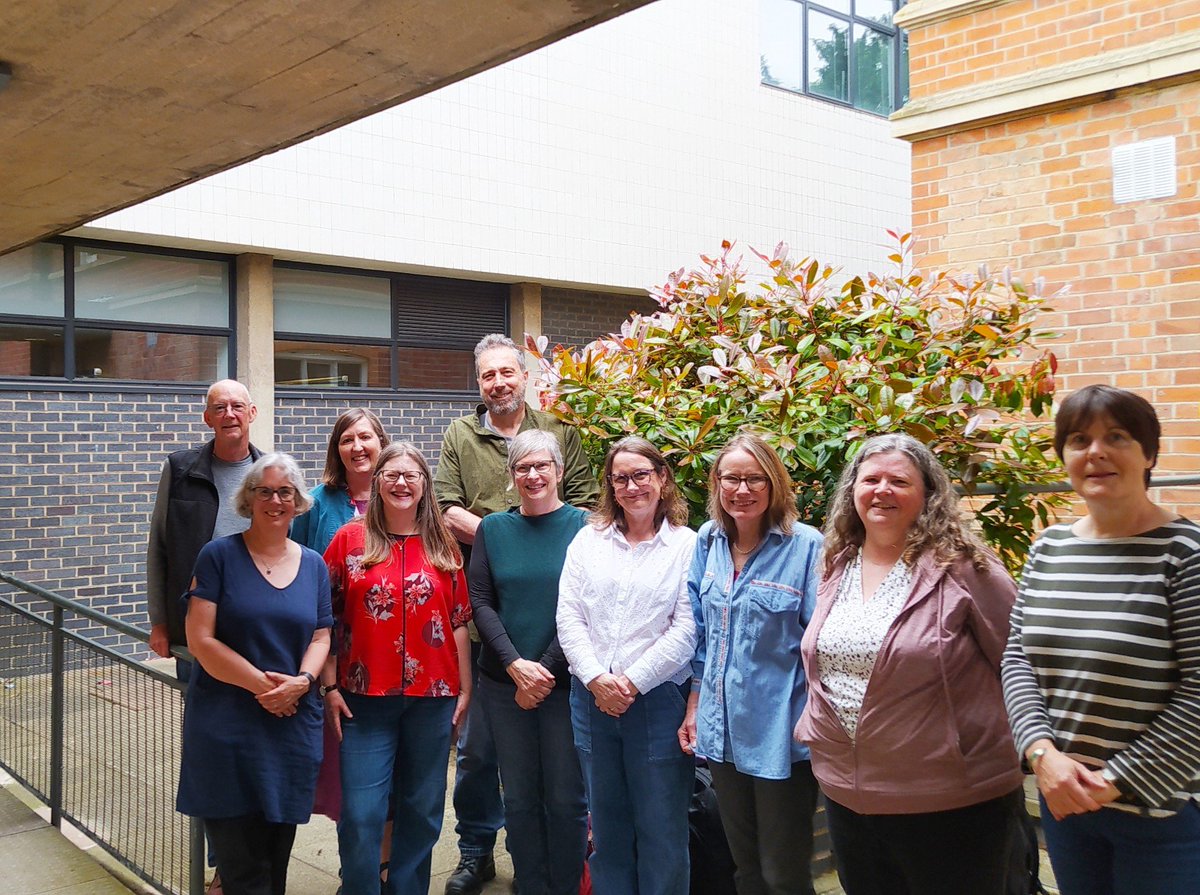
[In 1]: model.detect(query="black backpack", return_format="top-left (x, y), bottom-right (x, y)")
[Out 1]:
top-left (688, 762), bottom-right (738, 895)
top-left (1006, 794), bottom-right (1050, 895)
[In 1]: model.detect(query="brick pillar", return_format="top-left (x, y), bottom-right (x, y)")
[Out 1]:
top-left (236, 253), bottom-right (275, 450)
top-left (510, 281), bottom-right (542, 401)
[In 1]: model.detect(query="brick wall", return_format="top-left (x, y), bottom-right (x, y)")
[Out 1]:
top-left (542, 287), bottom-right (659, 351)
top-left (908, 0), bottom-right (1200, 100)
top-left (906, 6), bottom-right (1200, 517)
top-left (0, 389), bottom-right (475, 648)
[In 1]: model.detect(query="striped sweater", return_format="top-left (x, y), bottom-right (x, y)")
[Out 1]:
top-left (1001, 519), bottom-right (1200, 816)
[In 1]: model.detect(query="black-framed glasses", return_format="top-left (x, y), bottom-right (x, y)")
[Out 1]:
top-left (717, 474), bottom-right (769, 493)
top-left (208, 402), bottom-right (249, 415)
top-left (607, 468), bottom-right (658, 489)
top-left (253, 486), bottom-right (297, 502)
top-left (513, 460), bottom-right (555, 478)
top-left (379, 470), bottom-right (424, 485)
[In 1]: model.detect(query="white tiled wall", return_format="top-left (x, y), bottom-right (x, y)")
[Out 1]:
top-left (82, 0), bottom-right (911, 290)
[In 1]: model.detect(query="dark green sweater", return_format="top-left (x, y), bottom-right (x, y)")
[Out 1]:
top-left (469, 503), bottom-right (588, 686)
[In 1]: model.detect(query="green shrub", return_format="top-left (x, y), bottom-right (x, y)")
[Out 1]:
top-left (528, 234), bottom-right (1065, 572)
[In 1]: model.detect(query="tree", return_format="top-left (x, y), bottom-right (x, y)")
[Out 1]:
top-left (527, 235), bottom-right (1065, 572)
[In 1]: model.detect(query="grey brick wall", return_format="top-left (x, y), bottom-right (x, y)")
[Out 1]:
top-left (541, 287), bottom-right (659, 352)
top-left (0, 389), bottom-right (475, 650)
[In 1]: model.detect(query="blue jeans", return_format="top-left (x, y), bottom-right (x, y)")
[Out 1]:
top-left (1040, 797), bottom-right (1200, 895)
top-left (480, 676), bottom-right (587, 895)
top-left (452, 641), bottom-right (505, 857)
top-left (338, 694), bottom-right (455, 895)
top-left (570, 677), bottom-right (693, 895)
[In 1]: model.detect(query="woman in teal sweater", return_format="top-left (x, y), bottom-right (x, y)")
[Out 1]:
top-left (470, 428), bottom-right (589, 895)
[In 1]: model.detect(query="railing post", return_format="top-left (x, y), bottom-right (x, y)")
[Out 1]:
top-left (49, 604), bottom-right (64, 829)
top-left (189, 817), bottom-right (205, 895)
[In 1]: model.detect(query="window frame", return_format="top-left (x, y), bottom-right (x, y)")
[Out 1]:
top-left (0, 237), bottom-right (237, 390)
top-left (272, 259), bottom-right (509, 398)
top-left (761, 0), bottom-right (909, 118)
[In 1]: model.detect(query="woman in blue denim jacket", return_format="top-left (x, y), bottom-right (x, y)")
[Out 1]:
top-left (678, 432), bottom-right (823, 895)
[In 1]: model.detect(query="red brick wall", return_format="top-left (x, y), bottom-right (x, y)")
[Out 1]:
top-left (909, 0), bottom-right (1200, 100)
top-left (906, 6), bottom-right (1200, 516)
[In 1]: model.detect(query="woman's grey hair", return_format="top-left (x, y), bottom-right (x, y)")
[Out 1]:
top-left (507, 429), bottom-right (562, 475)
top-left (473, 333), bottom-right (526, 374)
top-left (235, 452), bottom-right (313, 517)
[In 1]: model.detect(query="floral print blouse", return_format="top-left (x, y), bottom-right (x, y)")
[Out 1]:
top-left (324, 521), bottom-right (470, 698)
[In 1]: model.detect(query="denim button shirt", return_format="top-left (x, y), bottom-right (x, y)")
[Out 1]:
top-left (689, 520), bottom-right (822, 780)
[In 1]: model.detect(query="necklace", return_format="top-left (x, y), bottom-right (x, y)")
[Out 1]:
top-left (255, 546), bottom-right (290, 576)
top-left (731, 539), bottom-right (760, 556)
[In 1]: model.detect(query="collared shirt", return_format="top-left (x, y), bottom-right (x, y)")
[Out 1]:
top-left (433, 404), bottom-right (599, 519)
top-left (689, 519), bottom-right (822, 780)
top-left (557, 520), bottom-right (698, 694)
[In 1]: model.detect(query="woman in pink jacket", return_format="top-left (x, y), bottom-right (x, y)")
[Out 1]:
top-left (794, 434), bottom-right (1023, 895)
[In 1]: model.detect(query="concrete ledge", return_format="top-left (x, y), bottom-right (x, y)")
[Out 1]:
top-left (892, 30), bottom-right (1200, 141)
top-left (894, 0), bottom-right (1010, 31)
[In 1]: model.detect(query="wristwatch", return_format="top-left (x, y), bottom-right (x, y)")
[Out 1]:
top-left (319, 683), bottom-right (339, 698)
top-left (299, 671), bottom-right (316, 690)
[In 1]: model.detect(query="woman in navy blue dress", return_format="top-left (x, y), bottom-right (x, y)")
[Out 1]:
top-left (177, 452), bottom-right (333, 895)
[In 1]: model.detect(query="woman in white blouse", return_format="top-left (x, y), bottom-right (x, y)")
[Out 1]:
top-left (556, 436), bottom-right (697, 895)
top-left (793, 434), bottom-right (1023, 895)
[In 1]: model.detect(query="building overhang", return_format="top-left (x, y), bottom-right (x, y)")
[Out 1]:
top-left (0, 0), bottom-right (654, 256)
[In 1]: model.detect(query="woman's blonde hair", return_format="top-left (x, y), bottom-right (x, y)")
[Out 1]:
top-left (706, 433), bottom-right (798, 534)
top-left (360, 442), bottom-right (462, 572)
top-left (821, 433), bottom-right (991, 575)
top-left (592, 436), bottom-right (688, 532)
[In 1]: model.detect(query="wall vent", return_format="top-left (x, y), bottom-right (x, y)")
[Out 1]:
top-left (1111, 137), bottom-right (1176, 204)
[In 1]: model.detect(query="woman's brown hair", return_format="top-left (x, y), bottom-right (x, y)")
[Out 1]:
top-left (591, 436), bottom-right (688, 532)
top-left (360, 442), bottom-right (462, 573)
top-left (705, 432), bottom-right (798, 535)
top-left (322, 408), bottom-right (390, 488)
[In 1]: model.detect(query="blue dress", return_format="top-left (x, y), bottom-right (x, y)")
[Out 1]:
top-left (176, 534), bottom-right (334, 824)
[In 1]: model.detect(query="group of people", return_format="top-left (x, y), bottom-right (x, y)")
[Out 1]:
top-left (148, 334), bottom-right (1200, 895)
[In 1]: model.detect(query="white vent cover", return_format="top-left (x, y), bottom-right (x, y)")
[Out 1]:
top-left (1111, 137), bottom-right (1176, 203)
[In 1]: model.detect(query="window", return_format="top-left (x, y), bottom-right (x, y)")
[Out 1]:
top-left (273, 263), bottom-right (507, 392)
top-left (760, 0), bottom-right (909, 116)
top-left (0, 241), bottom-right (233, 383)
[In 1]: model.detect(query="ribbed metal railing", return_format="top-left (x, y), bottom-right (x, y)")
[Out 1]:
top-left (0, 570), bottom-right (203, 895)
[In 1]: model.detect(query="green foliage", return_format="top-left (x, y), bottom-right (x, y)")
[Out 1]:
top-left (527, 235), bottom-right (1066, 573)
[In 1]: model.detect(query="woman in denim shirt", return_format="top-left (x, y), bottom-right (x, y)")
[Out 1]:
top-left (678, 433), bottom-right (822, 895)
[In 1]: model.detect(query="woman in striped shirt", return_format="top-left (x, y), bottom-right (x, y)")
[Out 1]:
top-left (1002, 384), bottom-right (1200, 895)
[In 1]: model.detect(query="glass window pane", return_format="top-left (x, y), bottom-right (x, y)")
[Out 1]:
top-left (275, 340), bottom-right (391, 388)
top-left (760, 0), bottom-right (802, 91)
top-left (0, 243), bottom-right (65, 317)
top-left (853, 24), bottom-right (895, 115)
top-left (74, 248), bottom-right (229, 327)
top-left (855, 0), bottom-right (894, 26)
top-left (397, 347), bottom-right (476, 390)
top-left (0, 322), bottom-right (65, 376)
top-left (274, 267), bottom-right (390, 339)
top-left (818, 0), bottom-right (851, 14)
top-left (75, 328), bottom-right (227, 382)
top-left (808, 11), bottom-right (849, 103)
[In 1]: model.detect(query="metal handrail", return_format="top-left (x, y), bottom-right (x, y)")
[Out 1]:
top-left (0, 572), bottom-right (203, 895)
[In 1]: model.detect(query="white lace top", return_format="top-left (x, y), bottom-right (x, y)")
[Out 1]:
top-left (814, 550), bottom-right (913, 739)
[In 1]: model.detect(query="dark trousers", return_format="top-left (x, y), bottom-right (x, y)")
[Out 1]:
top-left (707, 759), bottom-right (818, 895)
top-left (205, 813), bottom-right (297, 895)
top-left (824, 788), bottom-right (1021, 895)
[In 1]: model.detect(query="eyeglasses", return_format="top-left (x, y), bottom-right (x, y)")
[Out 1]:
top-left (717, 474), bottom-right (769, 493)
top-left (608, 468), bottom-right (658, 489)
top-left (253, 486), bottom-right (296, 502)
top-left (513, 460), bottom-right (555, 478)
top-left (208, 402), bottom-right (249, 415)
top-left (379, 470), bottom-right (424, 485)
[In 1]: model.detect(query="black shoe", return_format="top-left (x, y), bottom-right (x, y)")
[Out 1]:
top-left (444, 854), bottom-right (496, 895)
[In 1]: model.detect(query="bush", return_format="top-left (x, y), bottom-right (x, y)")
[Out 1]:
top-left (527, 234), bottom-right (1066, 572)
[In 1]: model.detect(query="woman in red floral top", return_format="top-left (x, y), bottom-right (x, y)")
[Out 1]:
top-left (322, 441), bottom-right (472, 895)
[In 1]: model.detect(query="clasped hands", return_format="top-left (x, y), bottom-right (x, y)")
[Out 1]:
top-left (588, 672), bottom-right (638, 717)
top-left (255, 670), bottom-right (312, 717)
top-left (508, 658), bottom-right (555, 709)
top-left (1032, 741), bottom-right (1121, 821)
